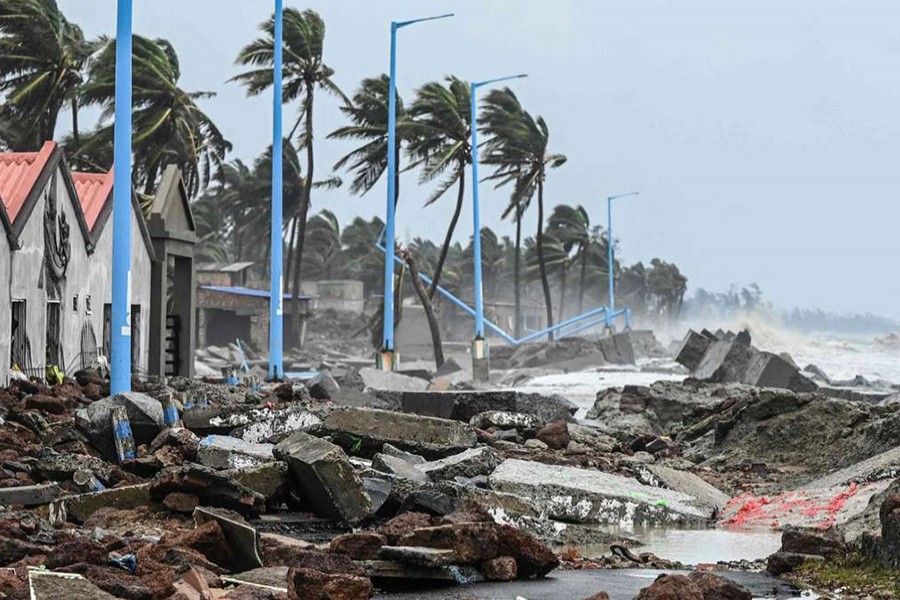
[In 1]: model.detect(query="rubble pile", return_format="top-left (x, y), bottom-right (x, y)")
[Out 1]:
top-left (0, 363), bottom-right (740, 599)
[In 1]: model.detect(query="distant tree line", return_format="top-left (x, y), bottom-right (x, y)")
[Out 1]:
top-left (0, 2), bottom-right (688, 345)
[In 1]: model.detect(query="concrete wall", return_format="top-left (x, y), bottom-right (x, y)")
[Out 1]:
top-left (302, 280), bottom-right (364, 313)
top-left (90, 201), bottom-right (153, 375)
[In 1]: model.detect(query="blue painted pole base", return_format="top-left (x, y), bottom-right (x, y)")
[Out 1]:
top-left (471, 338), bottom-right (490, 382)
top-left (377, 349), bottom-right (398, 372)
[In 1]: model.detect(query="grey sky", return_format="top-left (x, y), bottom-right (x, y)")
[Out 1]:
top-left (58, 1), bottom-right (900, 318)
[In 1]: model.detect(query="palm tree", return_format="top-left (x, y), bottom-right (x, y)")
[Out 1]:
top-left (0, 0), bottom-right (99, 151)
top-left (406, 76), bottom-right (472, 298)
top-left (234, 8), bottom-right (348, 344)
top-left (481, 88), bottom-right (566, 339)
top-left (341, 216), bottom-right (386, 298)
top-left (77, 35), bottom-right (230, 196)
top-left (548, 204), bottom-right (593, 316)
top-left (329, 74), bottom-right (407, 203)
top-left (302, 209), bottom-right (344, 281)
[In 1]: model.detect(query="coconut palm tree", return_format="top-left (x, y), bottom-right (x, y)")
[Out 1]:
top-left (329, 74), bottom-right (407, 203)
top-left (342, 216), bottom-right (386, 298)
top-left (548, 204), bottom-right (595, 317)
top-left (406, 76), bottom-right (472, 299)
top-left (77, 35), bottom-right (230, 196)
top-left (233, 8), bottom-right (348, 344)
top-left (0, 0), bottom-right (99, 151)
top-left (302, 209), bottom-right (344, 281)
top-left (481, 88), bottom-right (566, 339)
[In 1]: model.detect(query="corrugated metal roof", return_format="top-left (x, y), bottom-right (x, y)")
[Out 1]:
top-left (71, 168), bottom-right (114, 231)
top-left (0, 141), bottom-right (56, 223)
top-left (199, 285), bottom-right (314, 300)
top-left (197, 261), bottom-right (255, 273)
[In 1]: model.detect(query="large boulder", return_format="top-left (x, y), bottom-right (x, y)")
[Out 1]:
top-left (274, 431), bottom-right (372, 524)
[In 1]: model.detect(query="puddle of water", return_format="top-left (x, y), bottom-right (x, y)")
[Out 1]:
top-left (582, 527), bottom-right (782, 565)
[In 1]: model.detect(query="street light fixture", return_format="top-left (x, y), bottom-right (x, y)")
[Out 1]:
top-left (470, 74), bottom-right (527, 382)
top-left (110, 0), bottom-right (134, 394)
top-left (606, 191), bottom-right (639, 328)
top-left (268, 0), bottom-right (285, 381)
top-left (379, 13), bottom-right (454, 372)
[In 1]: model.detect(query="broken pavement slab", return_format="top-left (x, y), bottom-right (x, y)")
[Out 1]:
top-left (359, 367), bottom-right (429, 392)
top-left (0, 483), bottom-right (62, 507)
top-left (597, 331), bottom-right (636, 365)
top-left (273, 431), bottom-right (372, 524)
top-left (28, 570), bottom-right (119, 600)
top-left (635, 464), bottom-right (730, 513)
top-left (150, 464), bottom-right (266, 516)
top-left (417, 447), bottom-right (503, 482)
top-left (197, 434), bottom-right (275, 470)
top-left (489, 459), bottom-right (713, 526)
top-left (307, 406), bottom-right (477, 460)
top-left (371, 453), bottom-right (431, 484)
top-left (49, 483), bottom-right (152, 524)
top-left (397, 390), bottom-right (576, 425)
top-left (194, 506), bottom-right (263, 572)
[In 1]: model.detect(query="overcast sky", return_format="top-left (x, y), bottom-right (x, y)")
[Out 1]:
top-left (58, 1), bottom-right (900, 318)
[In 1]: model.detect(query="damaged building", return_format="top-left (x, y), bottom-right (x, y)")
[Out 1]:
top-left (0, 142), bottom-right (197, 384)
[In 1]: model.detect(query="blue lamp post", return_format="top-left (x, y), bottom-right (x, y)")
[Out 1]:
top-left (606, 191), bottom-right (639, 329)
top-left (470, 74), bottom-right (527, 382)
top-left (268, 0), bottom-right (285, 380)
top-left (379, 13), bottom-right (453, 372)
top-left (110, 0), bottom-right (133, 395)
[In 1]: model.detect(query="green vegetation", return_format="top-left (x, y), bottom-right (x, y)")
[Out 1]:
top-left (796, 553), bottom-right (900, 599)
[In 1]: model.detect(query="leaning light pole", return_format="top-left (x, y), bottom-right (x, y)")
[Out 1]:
top-left (110, 0), bottom-right (134, 394)
top-left (379, 12), bottom-right (453, 372)
top-left (470, 74), bottom-right (527, 382)
top-left (268, 0), bottom-right (284, 381)
top-left (606, 191), bottom-right (639, 329)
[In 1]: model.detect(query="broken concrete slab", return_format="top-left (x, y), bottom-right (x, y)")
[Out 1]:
top-left (307, 406), bottom-right (477, 460)
top-left (693, 341), bottom-right (755, 383)
top-left (210, 405), bottom-right (322, 443)
top-left (28, 571), bottom-right (118, 600)
top-left (372, 453), bottom-right (431, 484)
top-left (75, 391), bottom-right (165, 458)
top-left (636, 464), bottom-right (730, 513)
top-left (378, 546), bottom-right (455, 567)
top-left (0, 483), bottom-right (62, 507)
top-left (197, 435), bottom-right (275, 470)
top-left (470, 411), bottom-right (543, 431)
top-left (359, 367), bottom-right (429, 392)
top-left (150, 464), bottom-right (266, 516)
top-left (397, 522), bottom-right (499, 563)
top-left (489, 459), bottom-right (713, 526)
top-left (398, 390), bottom-right (576, 425)
top-left (418, 447), bottom-right (503, 482)
top-left (273, 431), bottom-right (372, 524)
top-left (226, 462), bottom-right (289, 502)
top-left (598, 331), bottom-right (636, 365)
top-left (307, 370), bottom-right (340, 400)
top-left (381, 443), bottom-right (426, 465)
top-left (675, 330), bottom-right (714, 372)
top-left (360, 559), bottom-right (480, 583)
top-left (194, 506), bottom-right (263, 572)
top-left (49, 484), bottom-right (152, 524)
top-left (743, 352), bottom-right (817, 392)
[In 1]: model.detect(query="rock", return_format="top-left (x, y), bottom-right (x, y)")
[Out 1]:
top-left (399, 390), bottom-right (577, 424)
top-left (75, 392), bottom-right (165, 458)
top-left (675, 330), bottom-right (714, 372)
top-left (480, 556), bottom-right (517, 581)
top-left (398, 523), bottom-right (499, 563)
top-left (381, 443), bottom-right (426, 465)
top-left (308, 370), bottom-right (340, 401)
top-left (24, 394), bottom-right (67, 414)
top-left (227, 462), bottom-right (289, 502)
top-left (150, 428), bottom-right (200, 461)
top-left (261, 536), bottom-right (364, 576)
top-left (328, 533), bottom-right (386, 561)
top-left (536, 420), bottom-right (570, 450)
top-left (160, 520), bottom-right (233, 568)
top-left (524, 438), bottom-right (549, 450)
top-left (287, 567), bottom-right (373, 600)
top-left (470, 411), bottom-right (543, 431)
top-left (634, 573), bottom-right (703, 600)
top-left (496, 524), bottom-right (559, 578)
top-left (371, 453), bottom-right (431, 484)
top-left (637, 465), bottom-right (729, 514)
top-left (308, 407), bottom-right (477, 460)
top-left (489, 459), bottom-right (711, 526)
top-left (418, 447), bottom-right (503, 481)
top-left (203, 405), bottom-right (321, 443)
top-left (150, 464), bottom-right (266, 516)
top-left (273, 431), bottom-right (372, 524)
top-left (766, 551), bottom-right (822, 575)
top-left (687, 571), bottom-right (752, 600)
top-left (780, 526), bottom-right (844, 557)
top-left (198, 435), bottom-right (275, 470)
top-left (582, 593), bottom-right (611, 600)
top-left (880, 493), bottom-right (900, 568)
top-left (362, 477), bottom-right (392, 514)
